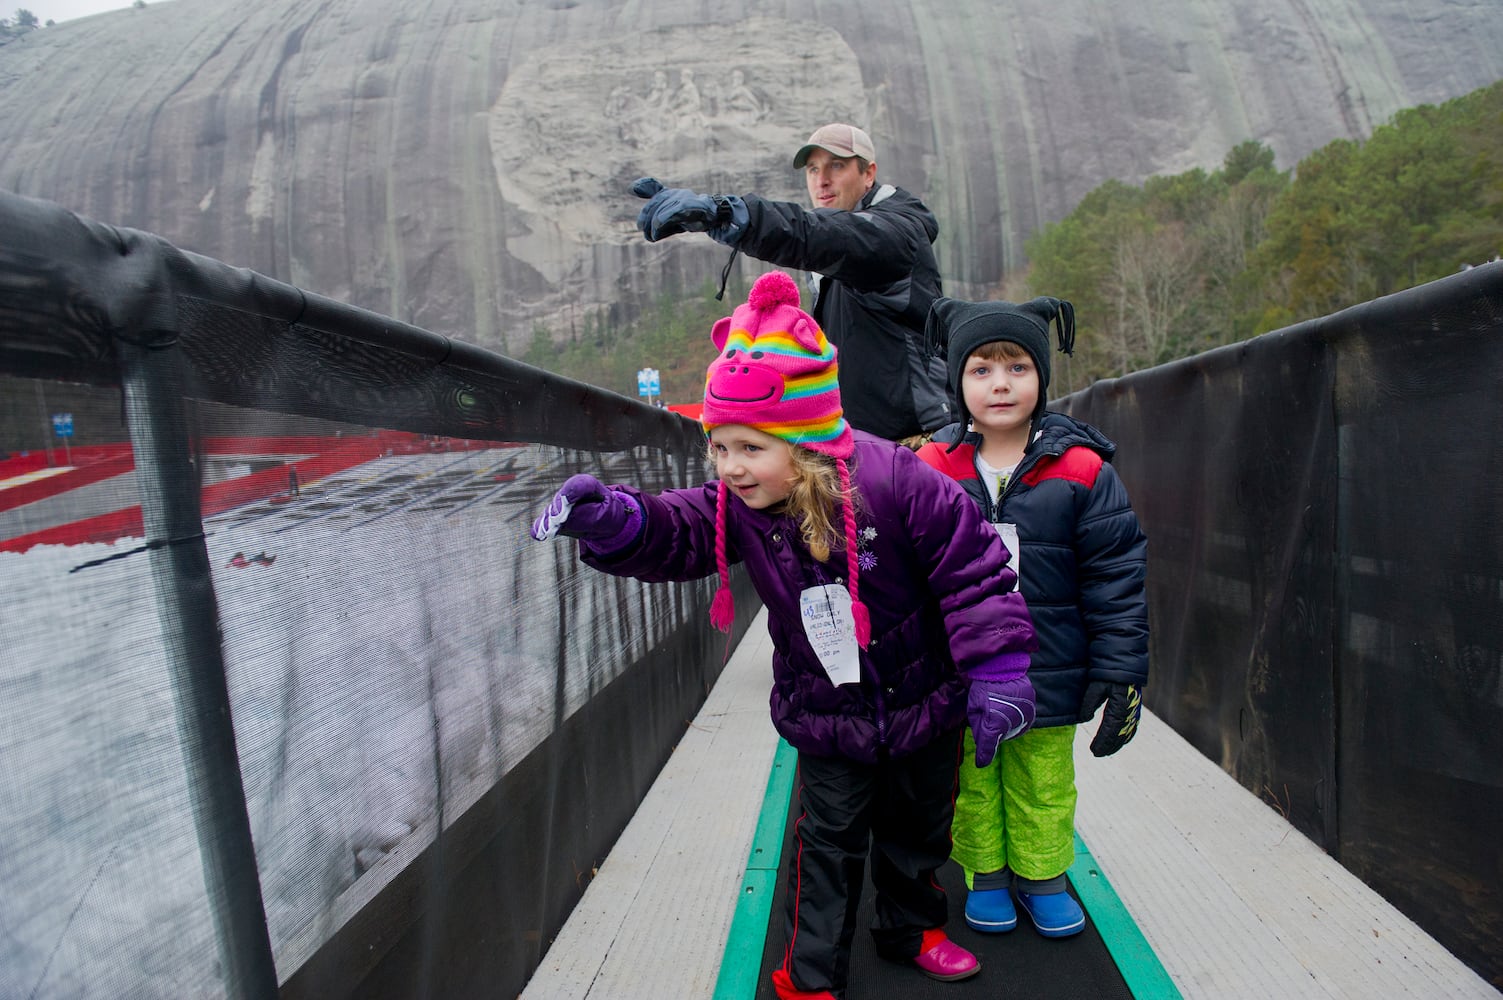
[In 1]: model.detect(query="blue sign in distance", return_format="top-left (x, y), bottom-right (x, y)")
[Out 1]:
top-left (636, 367), bottom-right (660, 396)
top-left (52, 412), bottom-right (74, 438)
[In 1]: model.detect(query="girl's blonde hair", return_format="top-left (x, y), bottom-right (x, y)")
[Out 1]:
top-left (705, 437), bottom-right (857, 563)
top-left (784, 443), bottom-right (856, 563)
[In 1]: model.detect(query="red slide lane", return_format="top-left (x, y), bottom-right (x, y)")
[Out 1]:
top-left (0, 432), bottom-right (498, 553)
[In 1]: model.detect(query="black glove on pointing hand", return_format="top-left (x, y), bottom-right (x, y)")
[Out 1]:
top-left (1080, 681), bottom-right (1143, 757)
top-left (632, 177), bottom-right (746, 244)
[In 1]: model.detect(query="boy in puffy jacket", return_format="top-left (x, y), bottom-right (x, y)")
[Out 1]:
top-left (917, 296), bottom-right (1149, 939)
top-left (532, 272), bottom-right (1037, 999)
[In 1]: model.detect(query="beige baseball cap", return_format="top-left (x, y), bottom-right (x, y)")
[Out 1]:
top-left (793, 123), bottom-right (877, 168)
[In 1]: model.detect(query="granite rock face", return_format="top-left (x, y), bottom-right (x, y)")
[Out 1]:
top-left (1, 0), bottom-right (1499, 354)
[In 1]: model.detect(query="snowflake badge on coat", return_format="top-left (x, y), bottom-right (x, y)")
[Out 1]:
top-left (857, 525), bottom-right (879, 572)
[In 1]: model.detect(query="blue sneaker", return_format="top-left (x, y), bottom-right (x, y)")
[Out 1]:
top-left (1016, 889), bottom-right (1086, 938)
top-left (963, 887), bottom-right (1017, 933)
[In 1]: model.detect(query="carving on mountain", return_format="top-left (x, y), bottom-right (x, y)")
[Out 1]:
top-left (488, 18), bottom-right (867, 282)
top-left (1, 0), bottom-right (1500, 358)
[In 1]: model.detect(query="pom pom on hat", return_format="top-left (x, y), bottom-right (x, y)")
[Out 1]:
top-left (746, 269), bottom-right (801, 311)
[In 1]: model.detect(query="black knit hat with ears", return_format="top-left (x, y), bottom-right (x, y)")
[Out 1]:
top-left (924, 296), bottom-right (1076, 447)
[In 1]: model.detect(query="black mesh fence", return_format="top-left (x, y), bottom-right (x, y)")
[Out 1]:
top-left (1058, 259), bottom-right (1503, 989)
top-left (0, 190), bottom-right (757, 999)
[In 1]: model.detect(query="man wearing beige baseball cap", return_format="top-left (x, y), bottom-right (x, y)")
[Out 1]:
top-left (633, 123), bottom-right (951, 444)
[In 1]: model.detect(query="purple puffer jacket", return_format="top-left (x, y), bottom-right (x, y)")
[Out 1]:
top-left (581, 431), bottom-right (1037, 762)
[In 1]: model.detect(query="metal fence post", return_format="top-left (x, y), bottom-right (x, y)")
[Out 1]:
top-left (117, 338), bottom-right (280, 1000)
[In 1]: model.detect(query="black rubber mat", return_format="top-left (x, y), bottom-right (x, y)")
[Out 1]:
top-left (755, 781), bottom-right (1135, 1000)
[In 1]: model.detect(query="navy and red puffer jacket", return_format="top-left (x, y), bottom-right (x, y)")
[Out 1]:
top-left (917, 412), bottom-right (1149, 728)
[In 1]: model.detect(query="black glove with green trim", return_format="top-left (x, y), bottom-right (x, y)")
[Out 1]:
top-left (1080, 681), bottom-right (1142, 757)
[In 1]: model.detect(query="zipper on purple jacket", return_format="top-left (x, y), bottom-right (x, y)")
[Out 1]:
top-left (860, 629), bottom-right (889, 748)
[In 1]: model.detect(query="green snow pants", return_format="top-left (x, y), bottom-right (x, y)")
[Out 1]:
top-left (951, 724), bottom-right (1077, 883)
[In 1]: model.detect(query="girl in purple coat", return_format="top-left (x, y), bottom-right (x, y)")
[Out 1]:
top-left (530, 271), bottom-right (1037, 1000)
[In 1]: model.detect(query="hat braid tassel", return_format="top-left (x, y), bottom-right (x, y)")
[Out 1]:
top-left (709, 479), bottom-right (735, 632)
top-left (838, 459), bottom-right (871, 649)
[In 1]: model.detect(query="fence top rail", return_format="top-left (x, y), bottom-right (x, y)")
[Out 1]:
top-left (0, 190), bottom-right (703, 454)
top-left (1058, 259), bottom-right (1503, 409)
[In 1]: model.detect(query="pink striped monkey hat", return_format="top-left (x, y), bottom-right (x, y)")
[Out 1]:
top-left (701, 270), bottom-right (869, 647)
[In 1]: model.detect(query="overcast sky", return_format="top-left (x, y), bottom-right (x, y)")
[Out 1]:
top-left (15, 0), bottom-right (164, 24)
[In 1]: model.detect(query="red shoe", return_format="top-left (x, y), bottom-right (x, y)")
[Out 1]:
top-left (912, 928), bottom-right (981, 982)
top-left (771, 968), bottom-right (838, 1000)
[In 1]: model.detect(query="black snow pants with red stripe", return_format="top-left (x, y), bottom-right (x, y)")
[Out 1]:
top-left (779, 726), bottom-right (963, 994)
